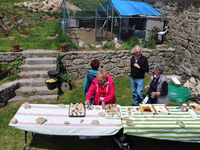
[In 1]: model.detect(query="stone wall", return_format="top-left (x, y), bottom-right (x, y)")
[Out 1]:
top-left (0, 49), bottom-right (175, 79)
top-left (0, 81), bottom-right (20, 106)
top-left (0, 52), bottom-right (23, 63)
top-left (59, 48), bottom-right (175, 79)
top-left (155, 2), bottom-right (200, 79)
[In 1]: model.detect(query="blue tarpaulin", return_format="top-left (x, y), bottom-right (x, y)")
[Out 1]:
top-left (111, 0), bottom-right (162, 17)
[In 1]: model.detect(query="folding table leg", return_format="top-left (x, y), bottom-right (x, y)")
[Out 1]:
top-left (32, 132), bottom-right (35, 138)
top-left (23, 131), bottom-right (28, 150)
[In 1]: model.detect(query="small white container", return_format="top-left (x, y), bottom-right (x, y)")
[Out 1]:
top-left (181, 103), bottom-right (187, 112)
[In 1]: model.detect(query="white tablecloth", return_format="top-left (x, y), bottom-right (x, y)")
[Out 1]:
top-left (9, 104), bottom-right (122, 136)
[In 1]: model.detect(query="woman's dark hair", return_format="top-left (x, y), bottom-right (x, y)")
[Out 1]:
top-left (90, 59), bottom-right (100, 70)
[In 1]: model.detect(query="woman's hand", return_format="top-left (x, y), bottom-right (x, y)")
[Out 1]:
top-left (85, 100), bottom-right (89, 106)
top-left (150, 92), bottom-right (156, 98)
top-left (102, 102), bottom-right (105, 109)
top-left (144, 85), bottom-right (149, 90)
top-left (150, 92), bottom-right (161, 98)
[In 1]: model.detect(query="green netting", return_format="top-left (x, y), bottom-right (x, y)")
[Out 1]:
top-left (169, 83), bottom-right (191, 103)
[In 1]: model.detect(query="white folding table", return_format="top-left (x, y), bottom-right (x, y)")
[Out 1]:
top-left (9, 104), bottom-right (123, 149)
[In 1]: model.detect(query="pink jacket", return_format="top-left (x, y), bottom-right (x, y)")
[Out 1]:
top-left (86, 74), bottom-right (116, 105)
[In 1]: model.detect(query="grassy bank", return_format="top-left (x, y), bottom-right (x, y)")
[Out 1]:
top-left (0, 0), bottom-right (68, 51)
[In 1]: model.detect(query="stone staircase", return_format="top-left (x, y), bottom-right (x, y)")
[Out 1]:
top-left (10, 50), bottom-right (59, 102)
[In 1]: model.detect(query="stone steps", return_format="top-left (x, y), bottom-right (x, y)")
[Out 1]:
top-left (23, 50), bottom-right (58, 58)
top-left (18, 78), bottom-right (47, 87)
top-left (20, 64), bottom-right (57, 71)
top-left (15, 86), bottom-right (58, 96)
top-left (26, 57), bottom-right (57, 65)
top-left (10, 50), bottom-right (59, 102)
top-left (19, 71), bottom-right (48, 79)
top-left (9, 95), bottom-right (58, 102)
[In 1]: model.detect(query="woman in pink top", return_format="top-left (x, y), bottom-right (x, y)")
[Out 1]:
top-left (85, 69), bottom-right (116, 108)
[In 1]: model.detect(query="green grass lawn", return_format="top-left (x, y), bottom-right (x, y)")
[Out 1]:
top-left (0, 0), bottom-right (67, 51)
top-left (69, 0), bottom-right (106, 11)
top-left (0, 0), bottom-right (107, 51)
top-left (58, 75), bottom-right (150, 106)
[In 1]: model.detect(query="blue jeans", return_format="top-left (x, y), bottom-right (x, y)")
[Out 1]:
top-left (130, 78), bottom-right (144, 106)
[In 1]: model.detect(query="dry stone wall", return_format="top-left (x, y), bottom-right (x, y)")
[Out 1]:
top-left (0, 81), bottom-right (20, 106)
top-left (0, 52), bottom-right (23, 63)
top-left (155, 2), bottom-right (200, 79)
top-left (59, 48), bottom-right (175, 79)
top-left (0, 49), bottom-right (175, 79)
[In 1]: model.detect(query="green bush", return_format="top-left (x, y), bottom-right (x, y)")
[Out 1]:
top-left (0, 63), bottom-right (7, 72)
top-left (122, 37), bottom-right (140, 49)
top-left (142, 27), bottom-right (160, 49)
top-left (59, 72), bottom-right (71, 83)
top-left (103, 41), bottom-right (115, 49)
top-left (7, 61), bottom-right (22, 75)
top-left (54, 23), bottom-right (77, 49)
top-left (141, 40), bottom-right (156, 49)
top-left (58, 72), bottom-right (74, 90)
top-left (0, 60), bottom-right (22, 75)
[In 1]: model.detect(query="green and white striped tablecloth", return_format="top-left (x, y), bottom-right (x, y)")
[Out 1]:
top-left (120, 106), bottom-right (200, 142)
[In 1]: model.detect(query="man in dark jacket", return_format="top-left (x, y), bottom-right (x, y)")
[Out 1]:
top-left (130, 44), bottom-right (149, 106)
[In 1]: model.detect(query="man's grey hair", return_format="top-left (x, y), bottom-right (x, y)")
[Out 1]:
top-left (131, 44), bottom-right (142, 53)
top-left (154, 64), bottom-right (165, 74)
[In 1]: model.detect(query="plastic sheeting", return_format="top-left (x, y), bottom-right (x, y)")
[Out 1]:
top-left (169, 83), bottom-right (191, 103)
top-left (111, 0), bottom-right (162, 16)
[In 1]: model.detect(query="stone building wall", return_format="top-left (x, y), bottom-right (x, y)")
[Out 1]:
top-left (59, 48), bottom-right (175, 79)
top-left (155, 2), bottom-right (200, 79)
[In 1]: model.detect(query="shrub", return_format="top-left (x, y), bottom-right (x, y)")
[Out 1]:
top-left (103, 41), bottom-right (115, 49)
top-left (122, 37), bottom-right (140, 49)
top-left (0, 60), bottom-right (22, 75)
top-left (7, 61), bottom-right (22, 75)
top-left (141, 40), bottom-right (156, 49)
top-left (142, 27), bottom-right (160, 49)
top-left (54, 23), bottom-right (77, 49)
top-left (58, 72), bottom-right (74, 90)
